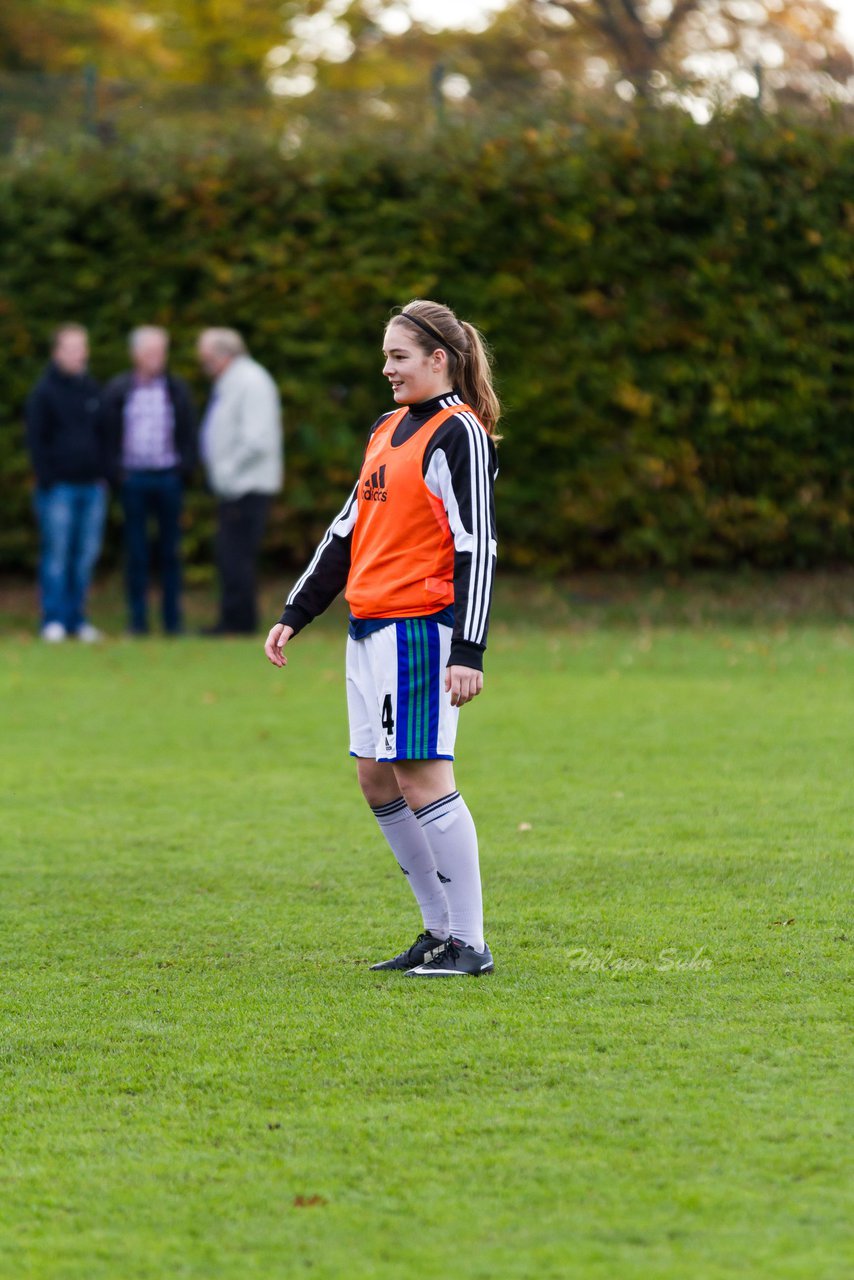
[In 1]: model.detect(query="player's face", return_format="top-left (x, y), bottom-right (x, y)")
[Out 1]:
top-left (382, 323), bottom-right (450, 405)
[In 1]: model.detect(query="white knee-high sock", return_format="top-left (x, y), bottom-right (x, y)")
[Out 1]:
top-left (372, 798), bottom-right (449, 939)
top-left (414, 791), bottom-right (484, 952)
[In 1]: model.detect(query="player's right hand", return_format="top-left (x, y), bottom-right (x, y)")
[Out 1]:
top-left (264, 623), bottom-right (294, 667)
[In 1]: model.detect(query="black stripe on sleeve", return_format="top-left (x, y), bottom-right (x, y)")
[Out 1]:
top-left (278, 481), bottom-right (359, 632)
top-left (423, 414), bottom-right (498, 665)
top-left (279, 412), bottom-right (394, 634)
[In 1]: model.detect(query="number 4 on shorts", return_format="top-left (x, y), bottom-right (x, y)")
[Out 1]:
top-left (381, 694), bottom-right (395, 734)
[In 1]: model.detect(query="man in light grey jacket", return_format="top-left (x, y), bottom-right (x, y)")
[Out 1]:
top-left (197, 328), bottom-right (283, 634)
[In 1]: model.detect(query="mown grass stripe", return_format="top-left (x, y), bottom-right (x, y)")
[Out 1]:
top-left (0, 618), bottom-right (849, 1280)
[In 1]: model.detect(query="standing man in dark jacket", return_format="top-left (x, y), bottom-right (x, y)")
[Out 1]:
top-left (101, 326), bottom-right (197, 635)
top-left (25, 324), bottom-right (108, 642)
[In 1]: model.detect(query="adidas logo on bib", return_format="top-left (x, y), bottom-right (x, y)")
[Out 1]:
top-left (362, 465), bottom-right (388, 502)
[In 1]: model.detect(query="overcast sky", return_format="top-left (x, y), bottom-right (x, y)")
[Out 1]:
top-left (400, 0), bottom-right (506, 31)
top-left (829, 0), bottom-right (854, 48)
top-left (412, 0), bottom-right (854, 49)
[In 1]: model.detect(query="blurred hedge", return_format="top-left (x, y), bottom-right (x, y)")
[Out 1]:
top-left (1, 109), bottom-right (852, 575)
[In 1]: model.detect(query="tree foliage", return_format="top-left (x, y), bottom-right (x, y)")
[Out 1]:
top-left (0, 0), bottom-right (850, 112)
top-left (535, 0), bottom-right (853, 110)
top-left (0, 109), bottom-right (851, 575)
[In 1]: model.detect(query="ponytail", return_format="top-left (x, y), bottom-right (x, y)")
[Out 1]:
top-left (458, 320), bottom-right (501, 440)
top-left (388, 300), bottom-right (502, 440)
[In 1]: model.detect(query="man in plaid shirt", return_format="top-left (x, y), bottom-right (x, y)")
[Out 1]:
top-left (102, 327), bottom-right (197, 635)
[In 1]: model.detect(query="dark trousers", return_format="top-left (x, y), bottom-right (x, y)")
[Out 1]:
top-left (215, 493), bottom-right (270, 633)
top-left (121, 469), bottom-right (184, 634)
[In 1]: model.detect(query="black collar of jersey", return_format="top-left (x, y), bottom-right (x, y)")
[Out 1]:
top-left (391, 389), bottom-right (462, 448)
top-left (405, 389), bottom-right (459, 422)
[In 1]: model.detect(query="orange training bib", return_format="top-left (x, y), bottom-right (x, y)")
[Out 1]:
top-left (346, 404), bottom-right (472, 619)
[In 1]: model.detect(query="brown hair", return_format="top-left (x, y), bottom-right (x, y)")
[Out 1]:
top-left (387, 299), bottom-right (501, 439)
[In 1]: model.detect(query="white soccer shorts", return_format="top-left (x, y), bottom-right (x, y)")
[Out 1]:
top-left (346, 620), bottom-right (459, 762)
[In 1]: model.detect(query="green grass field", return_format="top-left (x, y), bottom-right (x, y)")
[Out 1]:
top-left (1, 579), bottom-right (851, 1279)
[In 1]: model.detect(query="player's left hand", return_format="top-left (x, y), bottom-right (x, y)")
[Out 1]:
top-left (445, 665), bottom-right (483, 707)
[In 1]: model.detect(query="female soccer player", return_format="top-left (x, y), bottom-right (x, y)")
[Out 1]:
top-left (264, 300), bottom-right (499, 977)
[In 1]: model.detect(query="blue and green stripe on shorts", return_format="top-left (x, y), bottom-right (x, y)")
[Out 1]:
top-left (395, 618), bottom-right (443, 759)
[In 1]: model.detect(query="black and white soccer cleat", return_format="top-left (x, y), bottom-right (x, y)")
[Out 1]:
top-left (405, 937), bottom-right (494, 977)
top-left (369, 931), bottom-right (449, 971)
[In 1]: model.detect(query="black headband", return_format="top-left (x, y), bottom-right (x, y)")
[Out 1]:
top-left (395, 311), bottom-right (462, 359)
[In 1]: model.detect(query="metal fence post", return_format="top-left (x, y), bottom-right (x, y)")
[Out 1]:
top-left (83, 64), bottom-right (98, 135)
top-left (753, 61), bottom-right (764, 114)
top-left (431, 62), bottom-right (446, 129)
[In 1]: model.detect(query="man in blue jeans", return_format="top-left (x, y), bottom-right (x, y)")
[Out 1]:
top-left (101, 327), bottom-right (197, 635)
top-left (25, 324), bottom-right (108, 643)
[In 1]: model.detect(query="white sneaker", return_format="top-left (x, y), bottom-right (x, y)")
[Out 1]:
top-left (76, 623), bottom-right (104, 643)
top-left (41, 622), bottom-right (67, 643)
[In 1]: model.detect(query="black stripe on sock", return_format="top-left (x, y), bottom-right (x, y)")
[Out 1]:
top-left (413, 791), bottom-right (460, 822)
top-left (372, 797), bottom-right (408, 819)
